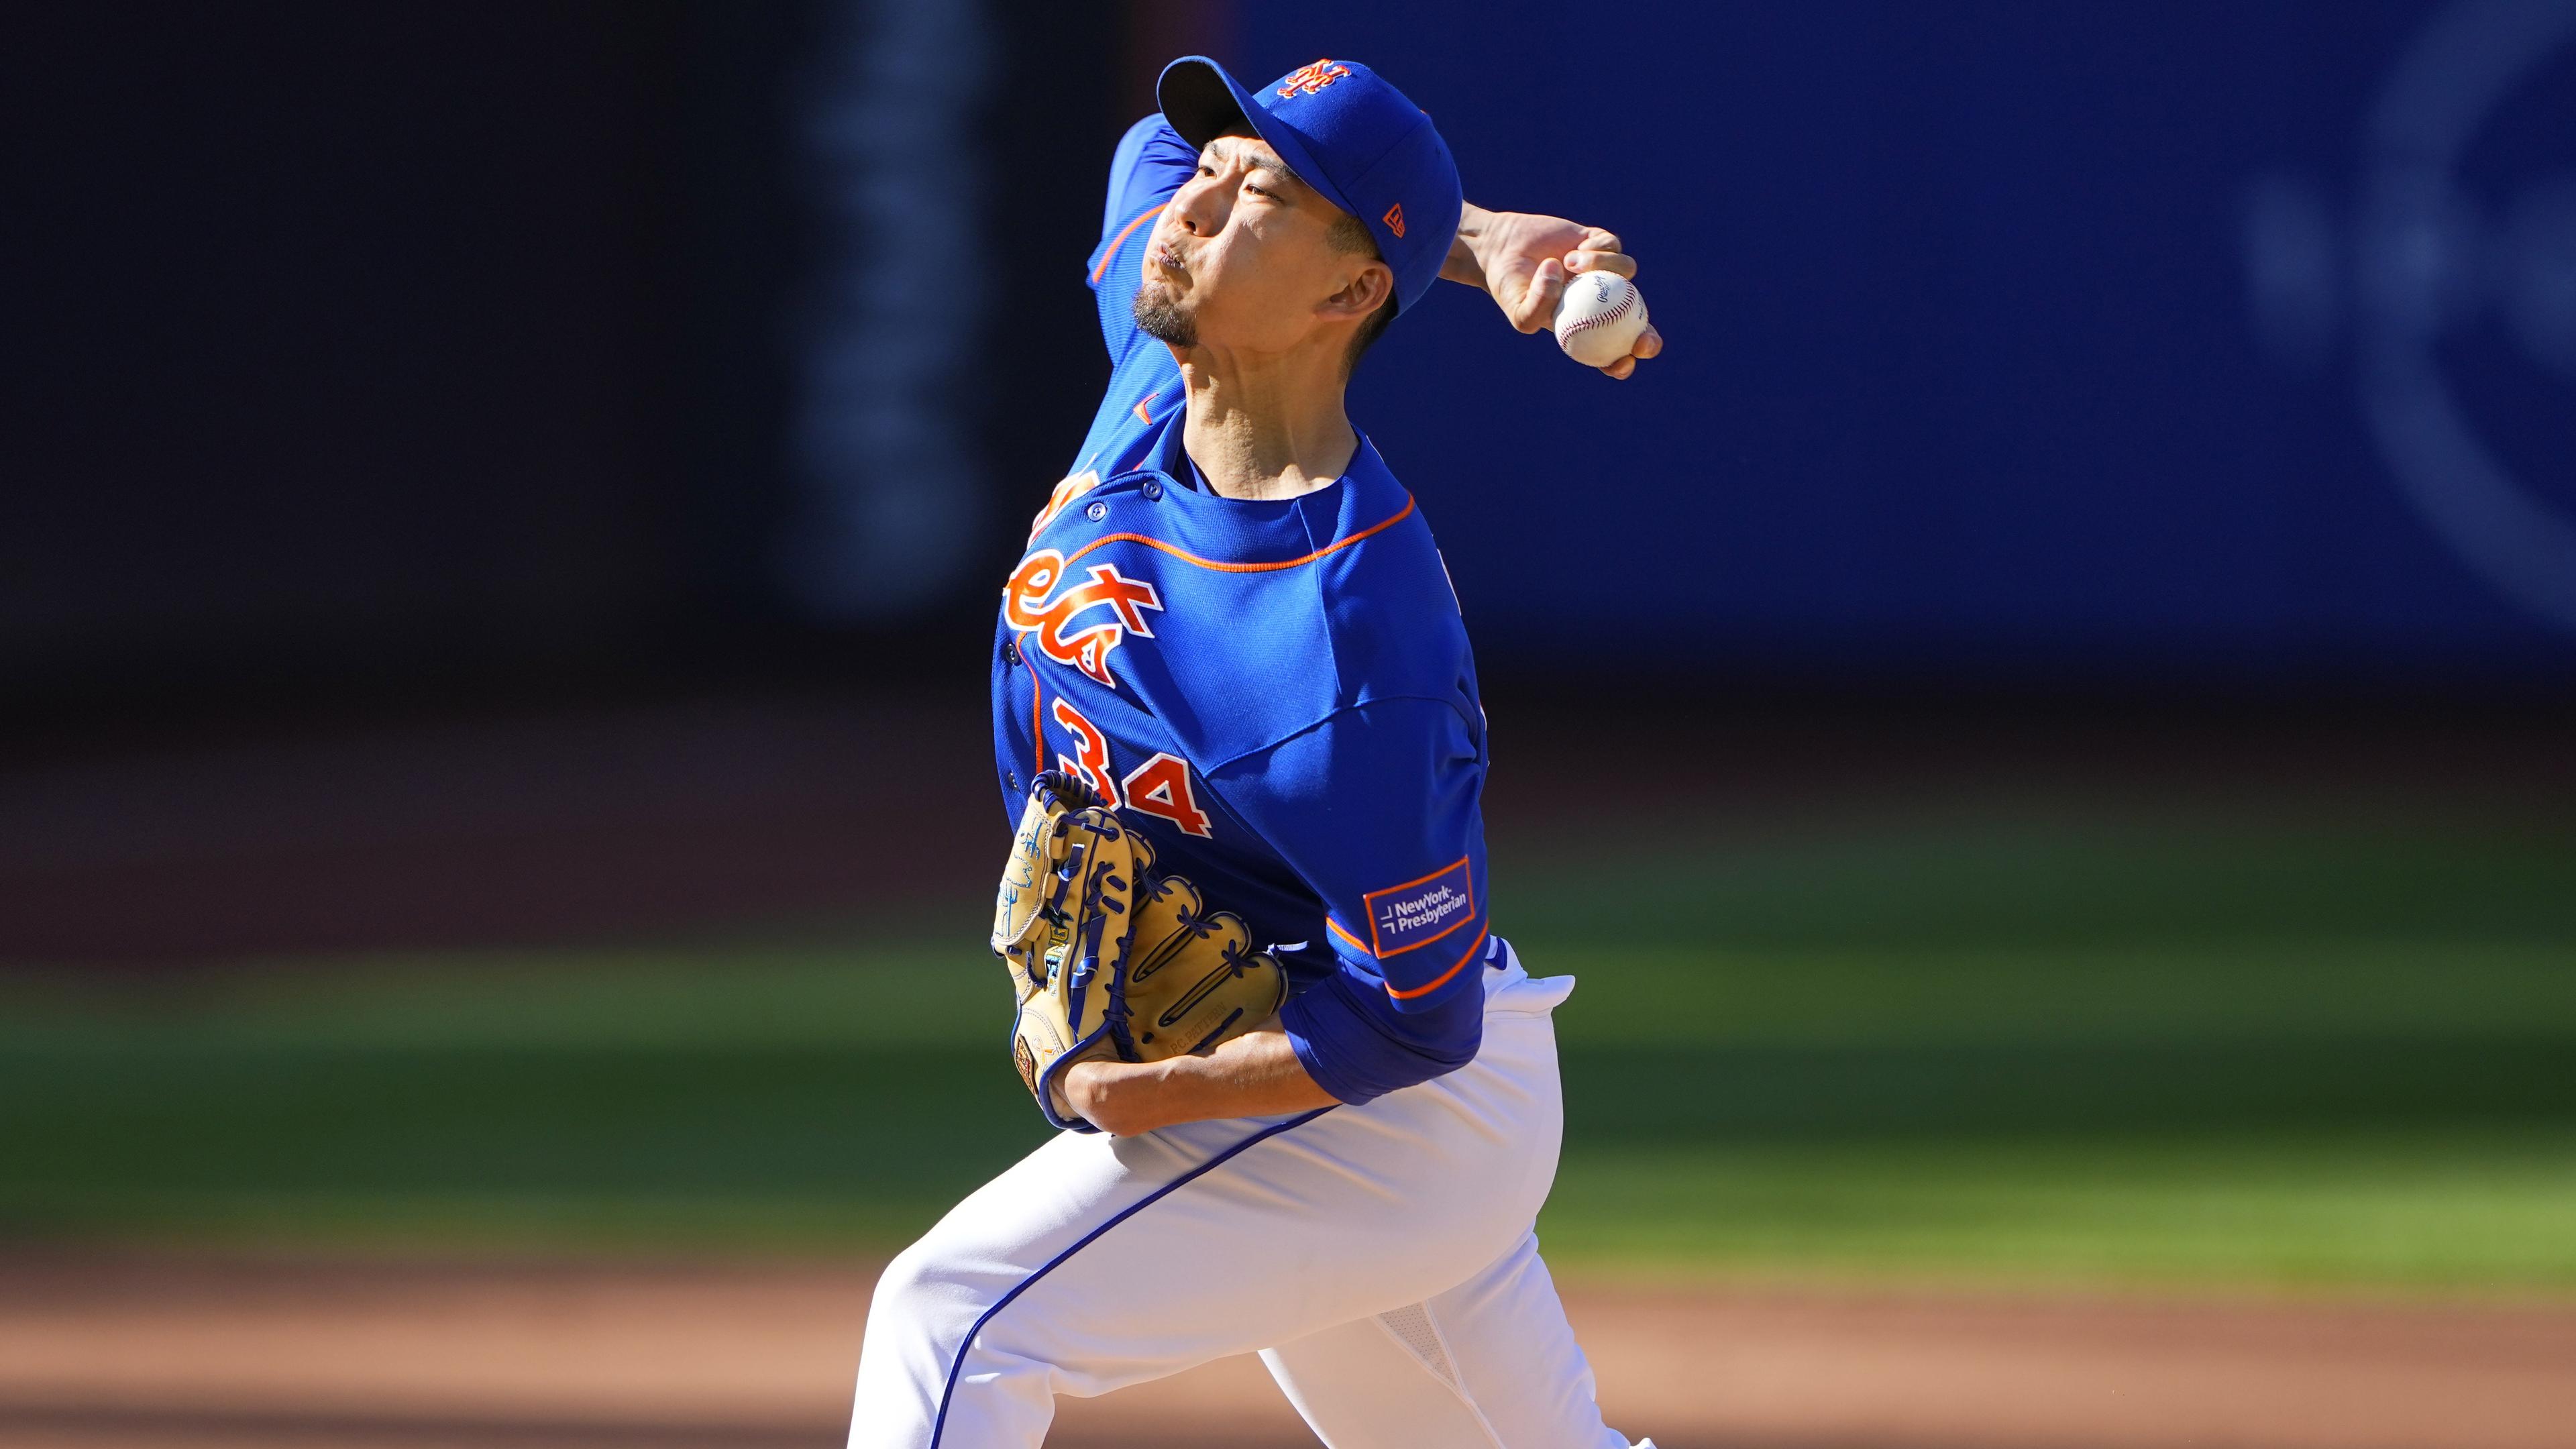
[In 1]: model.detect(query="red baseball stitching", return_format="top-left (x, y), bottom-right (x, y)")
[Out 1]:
top-left (1558, 286), bottom-right (1636, 339)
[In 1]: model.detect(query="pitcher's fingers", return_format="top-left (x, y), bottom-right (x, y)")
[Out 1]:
top-left (1564, 248), bottom-right (1638, 278)
top-left (1511, 257), bottom-right (1566, 333)
top-left (1600, 325), bottom-right (1661, 379)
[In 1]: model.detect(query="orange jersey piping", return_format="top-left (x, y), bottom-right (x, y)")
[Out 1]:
top-left (1385, 925), bottom-right (1488, 1002)
top-left (1058, 497), bottom-right (1415, 576)
top-left (1091, 205), bottom-right (1167, 284)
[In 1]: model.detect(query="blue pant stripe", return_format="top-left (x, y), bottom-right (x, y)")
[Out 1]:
top-left (923, 1105), bottom-right (1337, 1448)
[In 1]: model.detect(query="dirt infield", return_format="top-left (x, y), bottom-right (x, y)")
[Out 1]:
top-left (2, 1252), bottom-right (2569, 1449)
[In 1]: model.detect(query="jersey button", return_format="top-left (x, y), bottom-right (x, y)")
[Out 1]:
top-left (1005, 769), bottom-right (1020, 794)
top-left (1085, 501), bottom-right (1108, 521)
top-left (1140, 480), bottom-right (1163, 501)
top-left (1000, 637), bottom-right (1020, 666)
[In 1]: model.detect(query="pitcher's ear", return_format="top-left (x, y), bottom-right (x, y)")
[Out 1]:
top-left (1325, 260), bottom-right (1395, 319)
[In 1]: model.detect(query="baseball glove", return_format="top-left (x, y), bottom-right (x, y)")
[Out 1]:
top-left (990, 770), bottom-right (1288, 1131)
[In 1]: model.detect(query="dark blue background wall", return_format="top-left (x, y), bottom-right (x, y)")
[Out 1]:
top-left (8, 1), bottom-right (2569, 721)
top-left (1230, 1), bottom-right (2576, 681)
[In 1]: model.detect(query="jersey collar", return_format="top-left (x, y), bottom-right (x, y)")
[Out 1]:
top-left (1040, 406), bottom-right (1414, 574)
top-left (1136, 399), bottom-right (1399, 508)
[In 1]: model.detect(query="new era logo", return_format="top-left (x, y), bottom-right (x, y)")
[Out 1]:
top-left (1277, 60), bottom-right (1350, 98)
top-left (1383, 203), bottom-right (1405, 238)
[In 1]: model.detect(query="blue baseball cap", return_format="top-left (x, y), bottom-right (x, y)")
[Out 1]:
top-left (1157, 56), bottom-right (1462, 315)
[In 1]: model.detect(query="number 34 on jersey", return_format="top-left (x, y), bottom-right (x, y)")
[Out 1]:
top-left (1049, 696), bottom-right (1212, 838)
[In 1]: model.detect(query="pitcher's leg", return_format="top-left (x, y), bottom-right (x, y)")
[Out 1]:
top-left (848, 1124), bottom-right (1138, 1448)
top-left (1261, 1231), bottom-right (1633, 1449)
top-left (851, 1230), bottom-right (1057, 1448)
top-left (1258, 1312), bottom-right (1503, 1447)
top-left (852, 971), bottom-right (1576, 1448)
top-left (849, 1097), bottom-right (1542, 1448)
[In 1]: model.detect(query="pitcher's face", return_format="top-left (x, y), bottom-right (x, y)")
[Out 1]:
top-left (1132, 131), bottom-right (1389, 357)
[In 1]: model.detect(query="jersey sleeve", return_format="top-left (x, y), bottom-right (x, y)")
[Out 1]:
top-left (1086, 115), bottom-right (1197, 360)
top-left (1201, 696), bottom-right (1493, 1104)
top-left (1098, 113), bottom-right (1195, 246)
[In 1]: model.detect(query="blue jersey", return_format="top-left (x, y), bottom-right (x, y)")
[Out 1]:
top-left (986, 115), bottom-right (1493, 1104)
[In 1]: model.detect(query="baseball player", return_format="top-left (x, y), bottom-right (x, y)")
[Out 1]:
top-left (849, 55), bottom-right (1662, 1448)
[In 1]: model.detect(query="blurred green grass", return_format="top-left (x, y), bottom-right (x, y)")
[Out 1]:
top-left (5, 820), bottom-right (2573, 1289)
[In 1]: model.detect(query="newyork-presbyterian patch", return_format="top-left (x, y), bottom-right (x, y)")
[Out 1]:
top-left (1363, 857), bottom-right (1474, 957)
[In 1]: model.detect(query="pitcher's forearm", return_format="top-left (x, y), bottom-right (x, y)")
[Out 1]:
top-left (1442, 202), bottom-right (1496, 287)
top-left (1062, 1021), bottom-right (1338, 1135)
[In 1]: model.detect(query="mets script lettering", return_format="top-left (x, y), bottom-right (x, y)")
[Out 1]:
top-left (1004, 549), bottom-right (1164, 688)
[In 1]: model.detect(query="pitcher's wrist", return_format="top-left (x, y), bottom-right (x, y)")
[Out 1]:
top-left (1442, 202), bottom-right (1493, 287)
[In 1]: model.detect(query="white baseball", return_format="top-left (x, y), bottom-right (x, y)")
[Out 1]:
top-left (1551, 269), bottom-right (1648, 368)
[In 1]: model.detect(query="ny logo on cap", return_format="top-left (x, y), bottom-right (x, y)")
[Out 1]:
top-left (1277, 60), bottom-right (1350, 98)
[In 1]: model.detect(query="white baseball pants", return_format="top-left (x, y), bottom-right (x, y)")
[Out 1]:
top-left (847, 943), bottom-right (1642, 1448)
